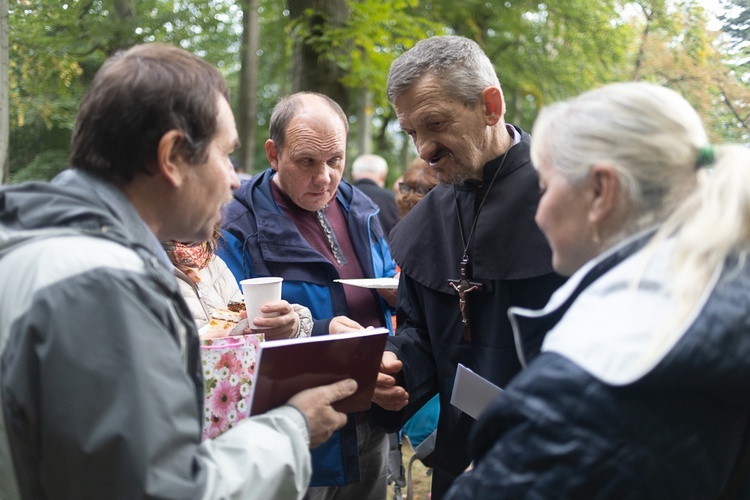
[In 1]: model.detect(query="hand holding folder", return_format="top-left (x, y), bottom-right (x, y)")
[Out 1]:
top-left (248, 328), bottom-right (389, 416)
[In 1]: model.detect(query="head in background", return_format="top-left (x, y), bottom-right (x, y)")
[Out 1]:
top-left (163, 221), bottom-right (224, 282)
top-left (396, 157), bottom-right (438, 218)
top-left (266, 92), bottom-right (349, 212)
top-left (352, 154), bottom-right (389, 188)
top-left (392, 175), bottom-right (403, 196)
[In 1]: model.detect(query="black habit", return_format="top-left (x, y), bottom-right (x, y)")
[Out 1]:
top-left (368, 127), bottom-right (566, 499)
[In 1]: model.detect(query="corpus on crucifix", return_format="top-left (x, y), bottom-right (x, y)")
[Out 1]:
top-left (448, 255), bottom-right (483, 342)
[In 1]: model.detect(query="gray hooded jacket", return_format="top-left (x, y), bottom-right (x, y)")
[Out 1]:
top-left (0, 169), bottom-right (311, 499)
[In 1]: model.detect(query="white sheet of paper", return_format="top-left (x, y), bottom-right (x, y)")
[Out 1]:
top-left (334, 278), bottom-right (399, 289)
top-left (450, 363), bottom-right (504, 420)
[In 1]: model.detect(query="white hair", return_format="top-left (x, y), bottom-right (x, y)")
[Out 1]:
top-left (531, 81), bottom-right (750, 324)
top-left (352, 154), bottom-right (388, 178)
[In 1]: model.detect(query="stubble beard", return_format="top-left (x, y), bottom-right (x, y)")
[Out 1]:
top-left (435, 150), bottom-right (475, 186)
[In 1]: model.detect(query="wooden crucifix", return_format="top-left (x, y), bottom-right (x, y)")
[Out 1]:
top-left (448, 255), bottom-right (483, 342)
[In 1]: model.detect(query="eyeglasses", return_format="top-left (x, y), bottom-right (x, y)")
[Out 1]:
top-left (398, 182), bottom-right (432, 196)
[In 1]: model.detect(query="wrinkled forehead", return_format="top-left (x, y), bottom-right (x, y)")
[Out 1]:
top-left (394, 77), bottom-right (469, 128)
top-left (282, 113), bottom-right (347, 157)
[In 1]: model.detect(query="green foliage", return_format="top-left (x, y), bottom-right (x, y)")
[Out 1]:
top-left (630, 0), bottom-right (750, 142)
top-left (323, 0), bottom-right (439, 107)
top-left (487, 2), bottom-right (627, 126)
top-left (715, 0), bottom-right (750, 141)
top-left (9, 0), bottom-right (241, 180)
top-left (10, 150), bottom-right (69, 183)
top-left (7, 0), bottom-right (748, 181)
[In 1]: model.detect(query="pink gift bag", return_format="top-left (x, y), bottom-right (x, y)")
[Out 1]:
top-left (199, 333), bottom-right (263, 440)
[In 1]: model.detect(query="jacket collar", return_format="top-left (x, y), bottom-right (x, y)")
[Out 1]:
top-left (508, 230), bottom-right (655, 368)
top-left (232, 169), bottom-right (379, 263)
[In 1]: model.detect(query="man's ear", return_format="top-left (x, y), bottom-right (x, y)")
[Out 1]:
top-left (156, 130), bottom-right (187, 188)
top-left (265, 139), bottom-right (280, 171)
top-left (481, 87), bottom-right (505, 126)
top-left (588, 164), bottom-right (620, 225)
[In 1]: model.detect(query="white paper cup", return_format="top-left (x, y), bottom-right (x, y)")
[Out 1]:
top-left (240, 277), bottom-right (283, 329)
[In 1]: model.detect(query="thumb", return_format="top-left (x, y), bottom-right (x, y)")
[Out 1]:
top-left (326, 378), bottom-right (358, 403)
top-left (381, 354), bottom-right (402, 373)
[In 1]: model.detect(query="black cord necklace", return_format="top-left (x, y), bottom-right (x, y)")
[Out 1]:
top-left (447, 150), bottom-right (510, 342)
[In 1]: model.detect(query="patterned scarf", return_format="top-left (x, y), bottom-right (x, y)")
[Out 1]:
top-left (163, 241), bottom-right (213, 284)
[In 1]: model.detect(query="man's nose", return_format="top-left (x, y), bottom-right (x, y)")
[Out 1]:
top-left (228, 163), bottom-right (241, 190)
top-left (312, 164), bottom-right (331, 184)
top-left (414, 135), bottom-right (435, 161)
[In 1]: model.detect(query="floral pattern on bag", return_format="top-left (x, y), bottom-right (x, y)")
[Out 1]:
top-left (200, 333), bottom-right (263, 440)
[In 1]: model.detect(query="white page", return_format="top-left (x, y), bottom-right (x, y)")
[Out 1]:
top-left (450, 363), bottom-right (504, 419)
top-left (334, 278), bottom-right (399, 289)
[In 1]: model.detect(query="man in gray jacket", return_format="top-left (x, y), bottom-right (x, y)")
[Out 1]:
top-left (0, 43), bottom-right (354, 499)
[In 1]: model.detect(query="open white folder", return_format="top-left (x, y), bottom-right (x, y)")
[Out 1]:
top-left (450, 363), bottom-right (504, 420)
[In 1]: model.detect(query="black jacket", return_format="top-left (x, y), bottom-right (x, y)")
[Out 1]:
top-left (446, 235), bottom-right (750, 499)
top-left (353, 178), bottom-right (400, 236)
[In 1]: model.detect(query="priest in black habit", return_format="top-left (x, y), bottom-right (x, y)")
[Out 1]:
top-left (368, 35), bottom-right (566, 499)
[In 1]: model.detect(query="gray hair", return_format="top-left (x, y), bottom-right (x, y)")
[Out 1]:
top-left (352, 154), bottom-right (388, 177)
top-left (387, 36), bottom-right (500, 106)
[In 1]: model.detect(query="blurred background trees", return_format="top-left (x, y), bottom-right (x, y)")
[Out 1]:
top-left (2, 0), bottom-right (747, 185)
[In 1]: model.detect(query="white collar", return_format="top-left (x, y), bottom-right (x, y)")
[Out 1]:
top-left (510, 234), bottom-right (720, 385)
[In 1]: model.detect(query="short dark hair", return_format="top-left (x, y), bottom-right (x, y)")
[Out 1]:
top-left (70, 43), bottom-right (230, 184)
top-left (268, 92), bottom-right (349, 153)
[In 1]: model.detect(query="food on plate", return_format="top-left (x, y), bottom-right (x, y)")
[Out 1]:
top-left (201, 307), bottom-right (246, 339)
top-left (226, 301), bottom-right (245, 313)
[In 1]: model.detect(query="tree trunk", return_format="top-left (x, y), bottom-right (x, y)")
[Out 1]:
top-left (237, 0), bottom-right (260, 173)
top-left (110, 0), bottom-right (136, 55)
top-left (631, 4), bottom-right (653, 81)
top-left (0, 0), bottom-right (8, 184)
top-left (114, 0), bottom-right (136, 18)
top-left (356, 89), bottom-right (372, 157)
top-left (287, 0), bottom-right (350, 113)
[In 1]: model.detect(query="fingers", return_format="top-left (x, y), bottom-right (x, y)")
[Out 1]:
top-left (288, 379), bottom-right (358, 448)
top-left (199, 329), bottom-right (229, 340)
top-left (324, 378), bottom-right (358, 402)
top-left (248, 301), bottom-right (296, 339)
top-left (372, 351), bottom-right (408, 410)
top-left (376, 352), bottom-right (402, 388)
top-left (373, 385), bottom-right (409, 411)
top-left (376, 371), bottom-right (398, 387)
top-left (329, 315), bottom-right (365, 334)
top-left (379, 351), bottom-right (402, 373)
top-left (260, 300), bottom-right (292, 315)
